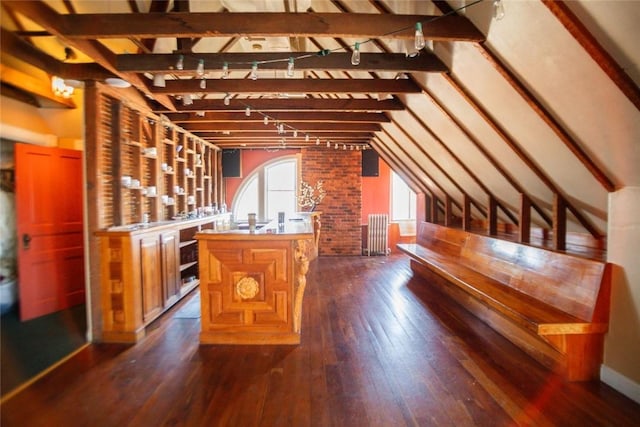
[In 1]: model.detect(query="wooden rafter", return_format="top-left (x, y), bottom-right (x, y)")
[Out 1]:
top-left (55, 13), bottom-right (484, 42)
top-left (152, 78), bottom-right (420, 95)
top-left (155, 97), bottom-right (405, 112)
top-left (161, 111), bottom-right (390, 123)
top-left (2, 0), bottom-right (176, 111)
top-left (181, 122), bottom-right (380, 132)
top-left (116, 52), bottom-right (448, 73)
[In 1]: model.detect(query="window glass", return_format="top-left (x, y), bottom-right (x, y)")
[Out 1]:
top-left (232, 156), bottom-right (298, 223)
top-left (391, 172), bottom-right (416, 220)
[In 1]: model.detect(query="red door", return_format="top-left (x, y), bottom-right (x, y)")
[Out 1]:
top-left (15, 143), bottom-right (85, 321)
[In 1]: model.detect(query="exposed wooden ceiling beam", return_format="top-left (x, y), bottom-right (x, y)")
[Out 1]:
top-left (2, 0), bottom-right (176, 111)
top-left (116, 52), bottom-right (447, 73)
top-left (56, 13), bottom-right (484, 42)
top-left (161, 111), bottom-right (390, 123)
top-left (181, 122), bottom-right (380, 132)
top-left (156, 97), bottom-right (405, 112)
top-left (199, 132), bottom-right (372, 139)
top-left (154, 78), bottom-right (420, 94)
top-left (0, 28), bottom-right (112, 81)
top-left (0, 64), bottom-right (76, 108)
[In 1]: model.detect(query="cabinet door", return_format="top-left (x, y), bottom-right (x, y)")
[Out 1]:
top-left (140, 235), bottom-right (163, 322)
top-left (160, 231), bottom-right (180, 307)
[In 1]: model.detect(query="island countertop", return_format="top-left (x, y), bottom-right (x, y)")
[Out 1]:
top-left (196, 212), bottom-right (321, 345)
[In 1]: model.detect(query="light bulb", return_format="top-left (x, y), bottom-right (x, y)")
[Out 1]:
top-left (305, 134), bottom-right (310, 142)
top-left (245, 106), bottom-right (251, 117)
top-left (176, 54), bottom-right (184, 70)
top-left (415, 22), bottom-right (425, 50)
top-left (222, 62), bottom-right (229, 79)
top-left (351, 42), bottom-right (361, 66)
top-left (250, 61), bottom-right (258, 80)
top-left (200, 78), bottom-right (206, 89)
top-left (343, 144), bottom-right (346, 150)
top-left (326, 140), bottom-right (330, 148)
top-left (263, 116), bottom-right (269, 125)
top-left (287, 57), bottom-right (295, 78)
top-left (196, 59), bottom-right (205, 77)
top-left (493, 0), bottom-right (505, 20)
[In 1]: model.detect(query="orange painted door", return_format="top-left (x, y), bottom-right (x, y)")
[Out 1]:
top-left (15, 143), bottom-right (85, 321)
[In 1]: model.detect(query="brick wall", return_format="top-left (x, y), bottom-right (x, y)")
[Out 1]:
top-left (301, 147), bottom-right (362, 256)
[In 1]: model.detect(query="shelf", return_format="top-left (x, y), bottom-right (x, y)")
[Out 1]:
top-left (180, 261), bottom-right (198, 272)
top-left (179, 239), bottom-right (197, 248)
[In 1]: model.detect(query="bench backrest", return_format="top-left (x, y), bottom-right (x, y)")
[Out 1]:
top-left (417, 221), bottom-right (468, 259)
top-left (418, 222), bottom-right (610, 322)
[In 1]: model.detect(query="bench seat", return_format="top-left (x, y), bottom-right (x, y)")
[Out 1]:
top-left (398, 222), bottom-right (611, 381)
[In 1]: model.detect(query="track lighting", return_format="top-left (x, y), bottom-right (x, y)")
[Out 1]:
top-left (223, 94), bottom-right (230, 106)
top-left (287, 57), bottom-right (295, 78)
top-left (222, 62), bottom-right (229, 79)
top-left (493, 0), bottom-right (505, 20)
top-left (305, 134), bottom-right (310, 142)
top-left (415, 22), bottom-right (425, 50)
top-left (183, 94), bottom-right (193, 106)
top-left (343, 144), bottom-right (346, 150)
top-left (335, 143), bottom-right (339, 149)
top-left (153, 73), bottom-right (166, 87)
top-left (278, 123), bottom-right (284, 134)
top-left (326, 140), bottom-right (330, 148)
top-left (176, 54), bottom-right (184, 70)
top-left (245, 106), bottom-right (251, 117)
top-left (293, 130), bottom-right (298, 138)
top-left (263, 115), bottom-right (269, 125)
top-left (250, 61), bottom-right (258, 80)
top-left (351, 42), bottom-right (361, 66)
top-left (200, 78), bottom-right (206, 89)
top-left (196, 59), bottom-right (205, 77)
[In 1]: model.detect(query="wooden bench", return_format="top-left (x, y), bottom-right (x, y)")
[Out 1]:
top-left (398, 222), bottom-right (611, 381)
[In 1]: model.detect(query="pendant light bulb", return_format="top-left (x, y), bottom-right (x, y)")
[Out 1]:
top-left (351, 42), bottom-right (361, 66)
top-left (305, 134), bottom-right (310, 142)
top-left (326, 140), bottom-right (330, 148)
top-left (176, 54), bottom-right (184, 70)
top-left (250, 61), bottom-right (258, 80)
top-left (415, 22), bottom-right (426, 50)
top-left (222, 62), bottom-right (229, 79)
top-left (196, 59), bottom-right (205, 77)
top-left (264, 115), bottom-right (269, 125)
top-left (493, 0), bottom-right (505, 20)
top-left (200, 78), bottom-right (206, 89)
top-left (245, 106), bottom-right (251, 117)
top-left (287, 57), bottom-right (295, 78)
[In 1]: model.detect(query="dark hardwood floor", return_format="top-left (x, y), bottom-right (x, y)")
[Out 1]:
top-left (2, 255), bottom-right (638, 426)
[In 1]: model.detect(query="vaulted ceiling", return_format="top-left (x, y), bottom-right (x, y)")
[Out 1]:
top-left (1, 0), bottom-right (639, 241)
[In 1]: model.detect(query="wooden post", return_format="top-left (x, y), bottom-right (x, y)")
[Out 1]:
top-left (519, 193), bottom-right (531, 243)
top-left (462, 194), bottom-right (472, 231)
top-left (111, 101), bottom-right (123, 226)
top-left (444, 195), bottom-right (453, 226)
top-left (430, 193), bottom-right (438, 224)
top-left (488, 195), bottom-right (498, 235)
top-left (424, 193), bottom-right (432, 223)
top-left (553, 193), bottom-right (567, 250)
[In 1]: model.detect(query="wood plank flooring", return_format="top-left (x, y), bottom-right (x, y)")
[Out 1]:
top-left (2, 255), bottom-right (638, 426)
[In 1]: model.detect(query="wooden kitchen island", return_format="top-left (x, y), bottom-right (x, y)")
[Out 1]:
top-left (196, 213), bottom-right (320, 345)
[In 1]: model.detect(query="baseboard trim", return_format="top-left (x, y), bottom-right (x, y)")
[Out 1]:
top-left (0, 343), bottom-right (90, 404)
top-left (601, 365), bottom-right (640, 404)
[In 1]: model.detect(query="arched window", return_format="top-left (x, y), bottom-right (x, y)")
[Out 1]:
top-left (232, 156), bottom-right (299, 223)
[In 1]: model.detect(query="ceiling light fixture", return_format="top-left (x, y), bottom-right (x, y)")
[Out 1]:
top-left (176, 54), bottom-right (184, 70)
top-left (200, 78), bottom-right (206, 89)
top-left (224, 93), bottom-right (231, 106)
top-left (414, 22), bottom-right (425, 50)
top-left (222, 62), bottom-right (229, 79)
top-left (351, 42), bottom-right (361, 66)
top-left (250, 61), bottom-right (258, 80)
top-left (287, 57), bottom-right (295, 78)
top-left (245, 106), bottom-right (251, 117)
top-left (493, 0), bottom-right (505, 20)
top-left (196, 59), bottom-right (205, 77)
top-left (153, 73), bottom-right (166, 87)
top-left (51, 76), bottom-right (74, 98)
top-left (263, 115), bottom-right (269, 125)
top-left (183, 94), bottom-right (193, 106)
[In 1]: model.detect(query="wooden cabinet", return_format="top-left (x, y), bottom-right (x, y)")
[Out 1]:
top-left (96, 216), bottom-right (229, 343)
top-left (160, 231), bottom-right (180, 307)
